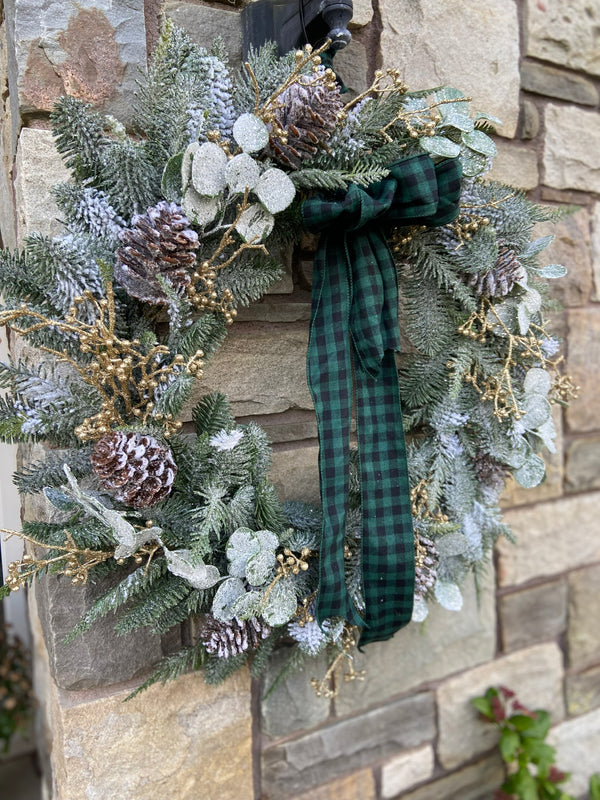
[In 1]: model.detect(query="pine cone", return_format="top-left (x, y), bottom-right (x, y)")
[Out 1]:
top-left (90, 431), bottom-right (177, 508)
top-left (115, 201), bottom-right (198, 305)
top-left (269, 77), bottom-right (343, 169)
top-left (200, 615), bottom-right (271, 658)
top-left (468, 245), bottom-right (526, 297)
top-left (414, 534), bottom-right (438, 599)
top-left (474, 452), bottom-right (508, 494)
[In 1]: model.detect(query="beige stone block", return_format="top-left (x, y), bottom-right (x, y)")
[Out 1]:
top-left (525, 0), bottom-right (600, 77)
top-left (50, 669), bottom-right (253, 800)
top-left (166, 2), bottom-right (242, 67)
top-left (498, 493), bottom-right (600, 587)
top-left (270, 441), bottom-right (320, 504)
top-left (499, 578), bottom-right (567, 652)
top-left (395, 755), bottom-right (504, 800)
top-left (349, 0), bottom-right (373, 28)
top-left (15, 128), bottom-right (67, 243)
top-left (565, 308), bottom-right (600, 433)
top-left (535, 209), bottom-right (593, 308)
top-left (486, 143), bottom-right (539, 191)
top-left (543, 105), bottom-right (600, 193)
top-left (521, 61), bottom-right (599, 106)
top-left (292, 769), bottom-right (376, 800)
top-left (566, 435), bottom-right (600, 493)
top-left (333, 38), bottom-right (368, 93)
top-left (381, 745), bottom-right (435, 799)
top-left (335, 565), bottom-right (496, 715)
top-left (437, 643), bottom-right (565, 769)
top-left (568, 563), bottom-right (600, 668)
top-left (592, 202), bottom-right (600, 302)
top-left (185, 322), bottom-right (312, 419)
top-left (380, 0), bottom-right (520, 137)
top-left (567, 664), bottom-right (600, 715)
top-left (520, 99), bottom-right (540, 140)
top-left (548, 708), bottom-right (600, 799)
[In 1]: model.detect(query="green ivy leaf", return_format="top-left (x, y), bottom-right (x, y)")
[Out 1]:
top-left (509, 713), bottom-right (537, 732)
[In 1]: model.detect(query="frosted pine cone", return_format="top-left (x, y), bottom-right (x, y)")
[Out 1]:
top-left (474, 452), bottom-right (508, 494)
top-left (269, 77), bottom-right (343, 169)
top-left (414, 534), bottom-right (438, 599)
top-left (90, 431), bottom-right (177, 508)
top-left (115, 201), bottom-right (198, 304)
top-left (200, 616), bottom-right (271, 658)
top-left (467, 245), bottom-right (526, 297)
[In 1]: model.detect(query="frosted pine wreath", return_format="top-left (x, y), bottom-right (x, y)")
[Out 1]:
top-left (0, 25), bottom-right (576, 695)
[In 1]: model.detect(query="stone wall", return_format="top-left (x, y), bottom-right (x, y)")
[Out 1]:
top-left (0, 1), bottom-right (599, 798)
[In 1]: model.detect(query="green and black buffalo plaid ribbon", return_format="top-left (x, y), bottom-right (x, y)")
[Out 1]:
top-left (302, 154), bottom-right (462, 646)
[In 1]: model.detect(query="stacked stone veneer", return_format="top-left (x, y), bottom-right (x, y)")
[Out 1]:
top-left (0, 1), bottom-right (599, 798)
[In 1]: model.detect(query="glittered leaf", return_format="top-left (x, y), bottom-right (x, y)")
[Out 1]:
top-left (517, 303), bottom-right (532, 335)
top-left (236, 203), bottom-right (274, 242)
top-left (233, 113), bottom-right (269, 153)
top-left (523, 288), bottom-right (542, 314)
top-left (434, 580), bottom-right (463, 611)
top-left (230, 590), bottom-right (262, 620)
top-left (514, 454), bottom-right (546, 488)
top-left (261, 578), bottom-right (297, 625)
top-left (436, 532), bottom-right (470, 556)
top-left (462, 129), bottom-right (497, 157)
top-left (535, 416), bottom-right (557, 454)
top-left (521, 394), bottom-right (551, 431)
top-left (181, 142), bottom-right (199, 193)
top-left (191, 142), bottom-right (227, 197)
top-left (212, 577), bottom-right (246, 622)
top-left (43, 486), bottom-right (77, 511)
top-left (460, 150), bottom-right (489, 177)
top-left (225, 153), bottom-right (260, 193)
top-left (254, 168), bottom-right (296, 214)
top-left (412, 596), bottom-right (429, 622)
top-left (536, 263), bottom-right (567, 279)
top-left (421, 136), bottom-right (461, 159)
top-left (164, 548), bottom-right (221, 589)
top-left (226, 527), bottom-right (260, 578)
top-left (161, 152), bottom-right (184, 202)
top-left (182, 187), bottom-right (219, 226)
top-left (441, 112), bottom-right (474, 133)
top-left (521, 235), bottom-right (554, 259)
top-left (524, 368), bottom-right (551, 396)
top-left (246, 549), bottom-right (277, 585)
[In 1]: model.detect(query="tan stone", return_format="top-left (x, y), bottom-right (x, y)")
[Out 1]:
top-left (486, 143), bottom-right (539, 191)
top-left (566, 435), bottom-right (600, 493)
top-left (333, 38), bottom-right (368, 93)
top-left (498, 493), bottom-right (600, 587)
top-left (525, 0), bottom-right (600, 76)
top-left (381, 745), bottom-right (435, 799)
top-left (521, 61), bottom-right (599, 106)
top-left (592, 202), bottom-right (600, 302)
top-left (184, 322), bottom-right (312, 419)
top-left (292, 769), bottom-right (376, 800)
top-left (567, 664), bottom-right (600, 715)
top-left (380, 0), bottom-right (520, 137)
top-left (543, 105), bottom-right (600, 193)
top-left (568, 563), bottom-right (600, 668)
top-left (499, 578), bottom-right (567, 653)
top-left (335, 566), bottom-right (496, 715)
top-left (396, 755), bottom-right (504, 800)
top-left (14, 128), bottom-right (67, 243)
top-left (270, 441), bottom-right (320, 504)
top-left (166, 2), bottom-right (242, 68)
top-left (349, 0), bottom-right (373, 28)
top-left (548, 709), bottom-right (600, 799)
top-left (50, 669), bottom-right (253, 800)
top-left (0, 22), bottom-right (17, 250)
top-left (535, 209), bottom-right (593, 308)
top-left (437, 643), bottom-right (565, 769)
top-left (565, 308), bottom-right (600, 433)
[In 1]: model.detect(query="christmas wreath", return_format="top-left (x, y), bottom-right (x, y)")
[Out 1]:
top-left (0, 24), bottom-right (576, 695)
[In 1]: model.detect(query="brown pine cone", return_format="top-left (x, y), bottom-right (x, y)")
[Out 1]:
top-left (200, 615), bottom-right (271, 659)
top-left (115, 201), bottom-right (198, 305)
top-left (90, 431), bottom-right (177, 508)
top-left (467, 245), bottom-right (526, 298)
top-left (474, 452), bottom-right (508, 494)
top-left (269, 77), bottom-right (343, 169)
top-left (414, 534), bottom-right (439, 600)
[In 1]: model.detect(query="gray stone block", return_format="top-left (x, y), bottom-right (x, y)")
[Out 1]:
top-left (520, 99), bottom-right (540, 140)
top-left (262, 691), bottom-right (435, 798)
top-left (521, 62), bottom-right (599, 106)
top-left (397, 754), bottom-right (505, 800)
top-left (166, 2), bottom-right (243, 67)
top-left (499, 578), bottom-right (567, 652)
top-left (567, 664), bottom-right (600, 716)
top-left (568, 563), bottom-right (600, 668)
top-left (566, 436), bottom-right (600, 493)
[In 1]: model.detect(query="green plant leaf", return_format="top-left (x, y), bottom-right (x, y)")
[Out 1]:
top-left (589, 773), bottom-right (600, 800)
top-left (462, 129), bottom-right (497, 157)
top-left (500, 728), bottom-right (521, 762)
top-left (161, 152), bottom-right (184, 202)
top-left (536, 264), bottom-right (567, 279)
top-left (471, 696), bottom-right (494, 719)
top-left (509, 713), bottom-right (537, 732)
top-left (514, 455), bottom-right (546, 489)
top-left (421, 136), bottom-right (461, 159)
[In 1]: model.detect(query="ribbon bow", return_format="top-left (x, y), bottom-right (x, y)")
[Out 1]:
top-left (302, 154), bottom-right (462, 646)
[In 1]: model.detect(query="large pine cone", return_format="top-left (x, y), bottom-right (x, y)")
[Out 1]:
top-left (115, 201), bottom-right (198, 305)
top-left (90, 431), bottom-right (177, 508)
top-left (468, 245), bottom-right (526, 298)
top-left (269, 77), bottom-right (343, 169)
top-left (200, 615), bottom-right (271, 659)
top-left (414, 534), bottom-right (438, 599)
top-left (474, 452), bottom-right (508, 494)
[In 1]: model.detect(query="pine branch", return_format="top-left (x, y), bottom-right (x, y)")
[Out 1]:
top-left (51, 97), bottom-right (108, 181)
top-left (203, 652), bottom-right (248, 684)
top-left (125, 640), bottom-right (207, 700)
top-left (192, 393), bottom-right (234, 437)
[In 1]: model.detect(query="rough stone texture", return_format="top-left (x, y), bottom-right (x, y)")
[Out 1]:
top-left (548, 709), bottom-right (600, 799)
top-left (437, 643), bottom-right (565, 769)
top-left (525, 0), bottom-right (600, 76)
top-left (521, 61), bottom-right (599, 106)
top-left (166, 2), bottom-right (242, 68)
top-left (0, 22), bottom-right (17, 250)
top-left (535, 209), bottom-right (593, 308)
top-left (334, 567), bottom-right (496, 715)
top-left (236, 295), bottom-right (312, 324)
top-left (566, 436), bottom-right (600, 493)
top-left (592, 202), bottom-right (600, 302)
top-left (270, 441), bottom-right (320, 504)
top-left (520, 99), bottom-right (540, 140)
top-left (292, 769), bottom-right (376, 800)
top-left (499, 578), bottom-right (567, 652)
top-left (261, 648), bottom-right (330, 739)
top-left (380, 0), bottom-right (520, 137)
top-left (498, 493), bottom-right (600, 587)
top-left (185, 323), bottom-right (312, 419)
top-left (14, 128), bottom-right (67, 243)
top-left (485, 142), bottom-right (539, 190)
top-left (239, 409), bottom-right (317, 444)
top-left (49, 669), bottom-right (254, 800)
top-left (567, 664), bottom-right (600, 716)
top-left (333, 38), bottom-right (368, 93)
top-left (568, 563), bottom-right (600, 669)
top-left (393, 755), bottom-right (505, 800)
top-left (543, 105), bottom-right (600, 193)
top-left (381, 745), bottom-right (435, 799)
top-left (349, 0), bottom-right (373, 28)
top-left (5, 0), bottom-right (147, 121)
top-left (565, 308), bottom-right (600, 433)
top-left (262, 692), bottom-right (435, 798)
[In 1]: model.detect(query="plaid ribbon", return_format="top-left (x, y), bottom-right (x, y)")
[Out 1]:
top-left (302, 154), bottom-right (462, 645)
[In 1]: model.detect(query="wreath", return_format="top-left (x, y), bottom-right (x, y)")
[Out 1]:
top-left (0, 23), bottom-right (576, 696)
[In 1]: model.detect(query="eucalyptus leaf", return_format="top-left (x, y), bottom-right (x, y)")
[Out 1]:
top-left (230, 590), bottom-right (262, 620)
top-left (536, 263), bottom-right (567, 279)
top-left (412, 596), bottom-right (429, 622)
top-left (460, 150), bottom-right (489, 177)
top-left (246, 549), bottom-right (277, 585)
top-left (261, 579), bottom-right (297, 625)
top-left (421, 136), bottom-right (461, 159)
top-left (517, 303), bottom-right (532, 335)
top-left (164, 548), bottom-right (221, 589)
top-left (441, 112), bottom-right (474, 133)
top-left (474, 111), bottom-right (504, 127)
top-left (462, 129), bottom-right (497, 157)
top-left (514, 454), bottom-right (546, 488)
top-left (523, 368), bottom-right (551, 397)
top-left (161, 152), bottom-right (184, 202)
top-left (436, 532), bottom-right (470, 557)
top-left (232, 113), bottom-right (269, 153)
top-left (182, 187), bottom-right (219, 226)
top-left (434, 580), bottom-right (463, 611)
top-left (236, 203), bottom-right (274, 242)
top-left (520, 394), bottom-right (552, 431)
top-left (181, 142), bottom-right (199, 193)
top-left (254, 168), bottom-right (296, 213)
top-left (520, 235), bottom-right (554, 259)
top-left (225, 153), bottom-right (260, 194)
top-left (191, 142), bottom-right (227, 197)
top-left (212, 577), bottom-right (246, 622)
top-left (534, 415), bottom-right (557, 454)
top-left (523, 288), bottom-right (542, 314)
